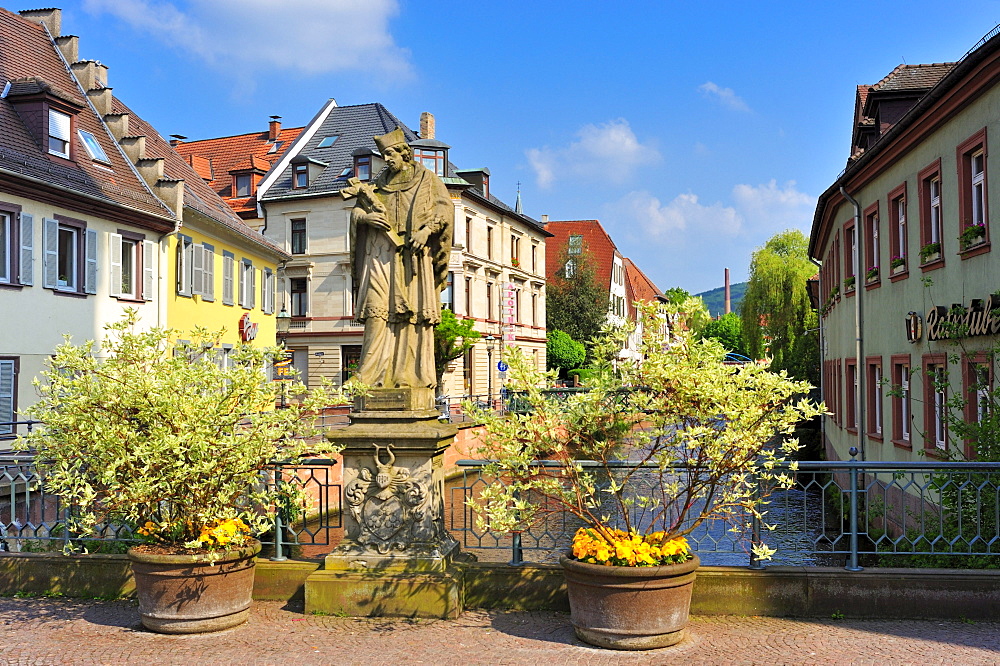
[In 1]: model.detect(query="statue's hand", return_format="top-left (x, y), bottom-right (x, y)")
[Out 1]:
top-left (410, 227), bottom-right (432, 251)
top-left (363, 211), bottom-right (390, 231)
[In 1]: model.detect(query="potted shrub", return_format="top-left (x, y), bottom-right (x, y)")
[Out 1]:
top-left (920, 242), bottom-right (941, 263)
top-left (865, 266), bottom-right (879, 283)
top-left (960, 222), bottom-right (986, 249)
top-left (890, 256), bottom-right (906, 275)
top-left (843, 275), bottom-right (856, 291)
top-left (470, 305), bottom-right (822, 650)
top-left (17, 312), bottom-right (347, 634)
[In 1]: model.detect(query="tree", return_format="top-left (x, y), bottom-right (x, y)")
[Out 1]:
top-left (663, 287), bottom-right (691, 306)
top-left (547, 329), bottom-right (586, 376)
top-left (741, 229), bottom-right (818, 383)
top-left (699, 312), bottom-right (746, 357)
top-left (434, 308), bottom-right (481, 394)
top-left (546, 248), bottom-right (609, 346)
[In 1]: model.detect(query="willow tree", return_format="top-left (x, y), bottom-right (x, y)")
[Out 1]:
top-left (741, 229), bottom-right (818, 383)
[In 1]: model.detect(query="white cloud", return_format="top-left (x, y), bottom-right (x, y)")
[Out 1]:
top-left (525, 119), bottom-right (660, 189)
top-left (698, 82), bottom-right (750, 112)
top-left (82, 0), bottom-right (412, 79)
top-left (732, 179), bottom-right (815, 233)
top-left (622, 190), bottom-right (742, 239)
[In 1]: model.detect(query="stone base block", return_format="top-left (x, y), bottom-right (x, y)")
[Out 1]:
top-left (304, 568), bottom-right (463, 619)
top-left (324, 539), bottom-right (459, 573)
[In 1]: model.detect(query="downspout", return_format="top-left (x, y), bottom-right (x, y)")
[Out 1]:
top-left (840, 186), bottom-right (866, 461)
top-left (810, 256), bottom-right (825, 455)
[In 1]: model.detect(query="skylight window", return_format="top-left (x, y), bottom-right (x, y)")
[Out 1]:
top-left (78, 130), bottom-right (110, 163)
top-left (267, 141), bottom-right (283, 155)
top-left (317, 136), bottom-right (339, 148)
top-left (338, 167), bottom-right (353, 178)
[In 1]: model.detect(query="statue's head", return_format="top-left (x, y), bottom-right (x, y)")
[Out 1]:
top-left (374, 127), bottom-right (412, 172)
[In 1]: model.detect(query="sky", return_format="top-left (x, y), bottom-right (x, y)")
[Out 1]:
top-left (40, 0), bottom-right (1000, 293)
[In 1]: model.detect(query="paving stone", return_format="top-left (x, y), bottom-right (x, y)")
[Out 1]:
top-left (1, 598), bottom-right (999, 664)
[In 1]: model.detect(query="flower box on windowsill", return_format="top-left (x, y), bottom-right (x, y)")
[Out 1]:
top-left (890, 262), bottom-right (906, 276)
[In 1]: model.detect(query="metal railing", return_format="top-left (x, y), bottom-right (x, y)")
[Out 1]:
top-left (0, 455), bottom-right (341, 558)
top-left (450, 458), bottom-right (1000, 569)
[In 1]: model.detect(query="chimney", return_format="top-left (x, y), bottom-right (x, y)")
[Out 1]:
top-left (105, 113), bottom-right (129, 140)
top-left (169, 134), bottom-right (187, 147)
top-left (119, 135), bottom-right (147, 164)
top-left (724, 268), bottom-right (731, 315)
top-left (55, 35), bottom-right (78, 62)
top-left (71, 60), bottom-right (109, 90)
top-left (86, 87), bottom-right (112, 116)
top-left (269, 115), bottom-right (281, 141)
top-left (541, 214), bottom-right (549, 224)
top-left (19, 8), bottom-right (61, 37)
top-left (420, 111), bottom-right (435, 139)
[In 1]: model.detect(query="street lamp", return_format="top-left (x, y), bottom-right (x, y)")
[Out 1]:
top-left (485, 335), bottom-right (496, 410)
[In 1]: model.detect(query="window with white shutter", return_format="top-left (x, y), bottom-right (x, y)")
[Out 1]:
top-left (0, 358), bottom-right (16, 435)
top-left (201, 243), bottom-right (215, 301)
top-left (177, 235), bottom-right (193, 296)
top-left (142, 240), bottom-right (155, 301)
top-left (109, 232), bottom-right (123, 298)
top-left (222, 251), bottom-right (235, 306)
top-left (43, 216), bottom-right (90, 295)
top-left (19, 212), bottom-right (32, 286)
top-left (48, 109), bottom-right (71, 158)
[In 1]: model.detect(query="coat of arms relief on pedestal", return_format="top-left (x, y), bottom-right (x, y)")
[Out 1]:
top-left (344, 445), bottom-right (433, 554)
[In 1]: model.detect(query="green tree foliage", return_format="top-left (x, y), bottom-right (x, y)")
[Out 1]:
top-left (17, 311), bottom-right (348, 550)
top-left (434, 308), bottom-right (481, 394)
top-left (663, 287), bottom-right (691, 306)
top-left (699, 312), bottom-right (746, 357)
top-left (546, 248), bottom-right (609, 345)
top-left (741, 230), bottom-right (819, 383)
top-left (547, 329), bottom-right (586, 375)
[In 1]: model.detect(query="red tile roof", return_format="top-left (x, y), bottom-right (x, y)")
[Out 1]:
top-left (544, 220), bottom-right (620, 291)
top-left (0, 8), bottom-right (174, 225)
top-left (623, 257), bottom-right (664, 319)
top-left (174, 126), bottom-right (303, 217)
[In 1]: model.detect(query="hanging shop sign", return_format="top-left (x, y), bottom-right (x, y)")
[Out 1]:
top-left (239, 313), bottom-right (259, 342)
top-left (924, 295), bottom-right (1000, 341)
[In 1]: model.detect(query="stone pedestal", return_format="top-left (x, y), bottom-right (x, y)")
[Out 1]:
top-left (305, 388), bottom-right (462, 618)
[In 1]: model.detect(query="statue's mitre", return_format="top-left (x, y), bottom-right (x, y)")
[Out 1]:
top-left (374, 127), bottom-right (408, 153)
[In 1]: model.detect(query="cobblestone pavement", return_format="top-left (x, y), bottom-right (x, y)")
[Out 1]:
top-left (1, 598), bottom-right (999, 665)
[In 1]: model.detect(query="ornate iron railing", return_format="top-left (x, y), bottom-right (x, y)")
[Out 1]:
top-left (0, 455), bottom-right (341, 558)
top-left (450, 458), bottom-right (1000, 569)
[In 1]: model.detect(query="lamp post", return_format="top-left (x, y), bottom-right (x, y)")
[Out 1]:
top-left (485, 335), bottom-right (496, 410)
top-left (275, 306), bottom-right (291, 408)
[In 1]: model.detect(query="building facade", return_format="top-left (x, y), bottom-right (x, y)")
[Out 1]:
top-left (810, 31), bottom-right (1000, 463)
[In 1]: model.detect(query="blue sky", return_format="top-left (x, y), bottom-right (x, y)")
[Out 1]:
top-left (48, 1), bottom-right (1000, 293)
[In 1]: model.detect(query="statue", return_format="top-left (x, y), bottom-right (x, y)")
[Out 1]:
top-left (343, 127), bottom-right (453, 389)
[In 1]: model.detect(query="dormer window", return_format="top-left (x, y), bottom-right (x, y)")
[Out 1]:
top-left (414, 148), bottom-right (445, 176)
top-left (234, 173), bottom-right (252, 197)
top-left (355, 155), bottom-right (371, 181)
top-left (293, 163), bottom-right (308, 189)
top-left (48, 109), bottom-right (71, 158)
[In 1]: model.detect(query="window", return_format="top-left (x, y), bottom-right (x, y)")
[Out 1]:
top-left (511, 235), bottom-right (520, 266)
top-left (486, 282), bottom-right (494, 321)
top-left (845, 359), bottom-right (858, 432)
top-left (888, 184), bottom-right (907, 277)
top-left (0, 212), bottom-right (9, 284)
top-left (531, 244), bottom-right (538, 273)
top-left (0, 205), bottom-right (31, 287)
top-left (963, 354), bottom-right (992, 457)
top-left (843, 221), bottom-right (856, 293)
top-left (291, 219), bottom-right (307, 255)
top-left (532, 292), bottom-right (538, 326)
top-left (565, 258), bottom-right (576, 278)
top-left (923, 354), bottom-right (948, 452)
top-left (109, 231), bottom-right (151, 300)
top-left (267, 141), bottom-right (283, 155)
top-left (957, 129), bottom-right (989, 254)
top-left (77, 130), bottom-right (109, 163)
top-left (44, 217), bottom-right (94, 294)
top-left (441, 271), bottom-right (454, 310)
top-left (867, 357), bottom-right (883, 439)
top-left (317, 136), bottom-right (338, 148)
top-left (176, 236), bottom-right (213, 300)
top-left (464, 276), bottom-right (472, 316)
top-left (239, 259), bottom-right (255, 309)
top-left (919, 160), bottom-right (944, 266)
top-left (290, 278), bottom-right (307, 316)
top-left (234, 174), bottom-right (252, 198)
top-left (891, 355), bottom-right (911, 447)
top-left (222, 251), bottom-right (235, 306)
top-left (337, 167), bottom-right (352, 178)
top-left (355, 155), bottom-right (371, 181)
top-left (465, 217), bottom-right (472, 250)
top-left (487, 226), bottom-right (494, 260)
top-left (414, 148), bottom-right (445, 176)
top-left (568, 234), bottom-right (583, 255)
top-left (864, 204), bottom-right (879, 286)
top-left (261, 268), bottom-right (275, 314)
top-left (341, 345), bottom-right (362, 386)
top-left (293, 163), bottom-right (308, 189)
top-left (48, 109), bottom-right (71, 158)
top-left (0, 357), bottom-right (17, 435)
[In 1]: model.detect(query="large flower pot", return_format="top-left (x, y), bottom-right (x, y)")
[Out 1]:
top-left (127, 540), bottom-right (261, 634)
top-left (559, 553), bottom-right (699, 650)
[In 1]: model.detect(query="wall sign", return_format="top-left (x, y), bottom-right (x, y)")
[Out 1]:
top-left (905, 311), bottom-right (922, 343)
top-left (239, 313), bottom-right (259, 342)
top-left (924, 295), bottom-right (1000, 341)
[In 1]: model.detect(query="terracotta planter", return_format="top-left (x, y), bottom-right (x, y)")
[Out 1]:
top-left (560, 553), bottom-right (699, 650)
top-left (127, 539), bottom-right (260, 634)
